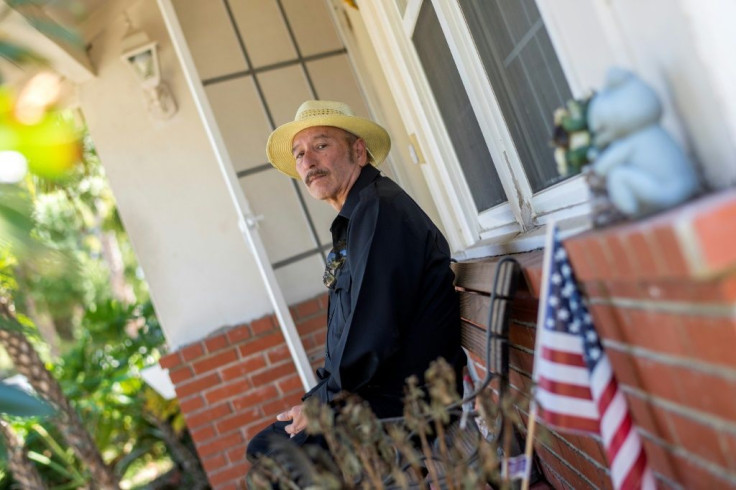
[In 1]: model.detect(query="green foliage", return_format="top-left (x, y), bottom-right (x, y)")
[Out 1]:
top-left (0, 382), bottom-right (53, 417)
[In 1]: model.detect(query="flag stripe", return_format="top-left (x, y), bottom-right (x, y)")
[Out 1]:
top-left (537, 406), bottom-right (601, 432)
top-left (537, 376), bottom-right (594, 399)
top-left (540, 329), bottom-right (585, 353)
top-left (620, 449), bottom-right (648, 490)
top-left (536, 389), bottom-right (599, 418)
top-left (542, 346), bottom-right (587, 367)
top-left (532, 224), bottom-right (653, 490)
top-left (536, 357), bottom-right (591, 386)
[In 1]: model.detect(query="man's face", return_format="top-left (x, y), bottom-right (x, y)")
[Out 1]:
top-left (292, 126), bottom-right (367, 211)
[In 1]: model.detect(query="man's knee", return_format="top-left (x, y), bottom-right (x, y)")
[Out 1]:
top-left (246, 421), bottom-right (290, 461)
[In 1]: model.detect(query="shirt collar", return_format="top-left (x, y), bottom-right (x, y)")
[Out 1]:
top-left (338, 164), bottom-right (380, 220)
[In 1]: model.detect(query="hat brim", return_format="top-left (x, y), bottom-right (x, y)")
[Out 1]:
top-left (266, 115), bottom-right (391, 179)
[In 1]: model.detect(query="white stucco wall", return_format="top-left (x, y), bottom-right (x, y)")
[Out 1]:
top-left (78, 0), bottom-right (272, 350)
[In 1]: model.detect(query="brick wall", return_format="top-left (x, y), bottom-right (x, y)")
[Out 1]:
top-left (564, 190), bottom-right (736, 489)
top-left (159, 294), bottom-right (328, 490)
top-left (462, 190), bottom-right (736, 489)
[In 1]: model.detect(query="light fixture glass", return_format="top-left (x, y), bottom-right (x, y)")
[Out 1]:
top-left (120, 25), bottom-right (176, 119)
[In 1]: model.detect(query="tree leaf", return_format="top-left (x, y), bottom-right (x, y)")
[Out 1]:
top-left (0, 382), bottom-right (54, 417)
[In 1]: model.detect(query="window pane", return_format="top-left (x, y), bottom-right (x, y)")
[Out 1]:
top-left (413, 1), bottom-right (506, 212)
top-left (459, 0), bottom-right (573, 192)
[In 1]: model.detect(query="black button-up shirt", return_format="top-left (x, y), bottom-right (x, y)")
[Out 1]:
top-left (304, 165), bottom-right (465, 418)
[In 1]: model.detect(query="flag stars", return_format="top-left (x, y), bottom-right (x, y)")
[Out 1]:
top-left (586, 330), bottom-right (598, 343)
top-left (552, 273), bottom-right (563, 285)
top-left (555, 247), bottom-right (567, 262)
top-left (589, 347), bottom-right (601, 360)
top-left (561, 264), bottom-right (572, 278)
top-left (557, 308), bottom-right (570, 321)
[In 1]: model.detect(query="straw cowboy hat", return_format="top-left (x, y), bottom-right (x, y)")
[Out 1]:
top-left (266, 100), bottom-right (391, 179)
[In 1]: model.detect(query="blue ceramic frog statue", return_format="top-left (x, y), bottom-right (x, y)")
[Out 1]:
top-left (587, 68), bottom-right (700, 218)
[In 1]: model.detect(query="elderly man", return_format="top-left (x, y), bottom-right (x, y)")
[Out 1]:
top-left (246, 100), bottom-right (465, 460)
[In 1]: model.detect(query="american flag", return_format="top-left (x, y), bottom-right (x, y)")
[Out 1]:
top-left (531, 225), bottom-right (656, 490)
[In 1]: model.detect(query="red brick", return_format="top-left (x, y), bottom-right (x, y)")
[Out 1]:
top-left (277, 374), bottom-right (303, 395)
top-left (193, 348), bottom-right (239, 375)
top-left (693, 197), bottom-right (736, 274)
top-left (216, 408), bottom-right (262, 434)
top-left (205, 334), bottom-right (229, 353)
top-left (204, 378), bottom-right (252, 404)
top-left (624, 393), bottom-right (672, 442)
top-left (605, 234), bottom-right (637, 280)
top-left (719, 430), bottom-right (736, 470)
top-left (221, 355), bottom-right (268, 381)
top-left (226, 324), bottom-right (252, 344)
top-left (232, 385), bottom-right (279, 411)
top-left (619, 310), bottom-right (686, 357)
top-left (680, 316), bottom-right (736, 369)
top-left (250, 315), bottom-right (275, 336)
top-left (260, 398), bottom-right (293, 416)
top-left (669, 411), bottom-right (728, 467)
top-left (197, 431), bottom-right (244, 458)
top-left (226, 444), bottom-right (248, 464)
top-left (187, 403), bottom-right (232, 429)
top-left (588, 237), bottom-right (614, 280)
top-left (588, 304), bottom-right (625, 344)
top-left (625, 232), bottom-right (660, 277)
top-left (201, 453), bottom-right (228, 472)
top-left (251, 361), bottom-right (297, 387)
top-left (605, 348), bottom-right (640, 388)
top-left (312, 329), bottom-right (327, 347)
top-left (296, 313), bottom-right (327, 336)
top-left (191, 425), bottom-right (217, 445)
top-left (675, 366), bottom-right (736, 421)
top-left (671, 450), bottom-right (735, 490)
top-left (564, 237), bottom-right (596, 282)
top-left (177, 372), bottom-right (222, 398)
top-left (632, 356), bottom-right (685, 403)
top-left (180, 394), bottom-right (205, 414)
top-left (181, 343), bottom-right (205, 362)
top-left (208, 462), bottom-right (251, 486)
top-left (293, 297), bottom-right (322, 320)
top-left (159, 352), bottom-right (183, 369)
top-left (641, 438), bottom-right (677, 481)
top-left (169, 365), bottom-right (195, 384)
top-left (267, 344), bottom-right (291, 364)
top-left (651, 225), bottom-right (689, 277)
top-left (263, 393), bottom-right (305, 417)
top-left (602, 281), bottom-right (640, 299)
top-left (239, 332), bottom-right (284, 357)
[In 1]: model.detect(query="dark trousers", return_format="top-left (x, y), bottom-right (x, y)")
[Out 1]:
top-left (246, 421), bottom-right (314, 460)
top-left (246, 421), bottom-right (329, 488)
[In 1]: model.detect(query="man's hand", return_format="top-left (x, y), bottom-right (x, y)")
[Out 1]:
top-left (276, 404), bottom-right (308, 438)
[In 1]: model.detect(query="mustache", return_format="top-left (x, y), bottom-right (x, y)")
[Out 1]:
top-left (305, 169), bottom-right (329, 185)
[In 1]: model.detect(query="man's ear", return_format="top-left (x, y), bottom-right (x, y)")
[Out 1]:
top-left (354, 138), bottom-right (369, 167)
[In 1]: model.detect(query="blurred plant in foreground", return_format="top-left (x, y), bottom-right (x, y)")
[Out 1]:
top-left (248, 359), bottom-right (530, 490)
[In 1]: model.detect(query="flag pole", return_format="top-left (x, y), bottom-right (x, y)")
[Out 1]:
top-left (521, 221), bottom-right (558, 490)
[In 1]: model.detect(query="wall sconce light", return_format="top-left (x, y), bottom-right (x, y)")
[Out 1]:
top-left (121, 22), bottom-right (177, 120)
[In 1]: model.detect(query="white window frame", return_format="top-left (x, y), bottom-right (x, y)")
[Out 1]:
top-left (359, 0), bottom-right (592, 253)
